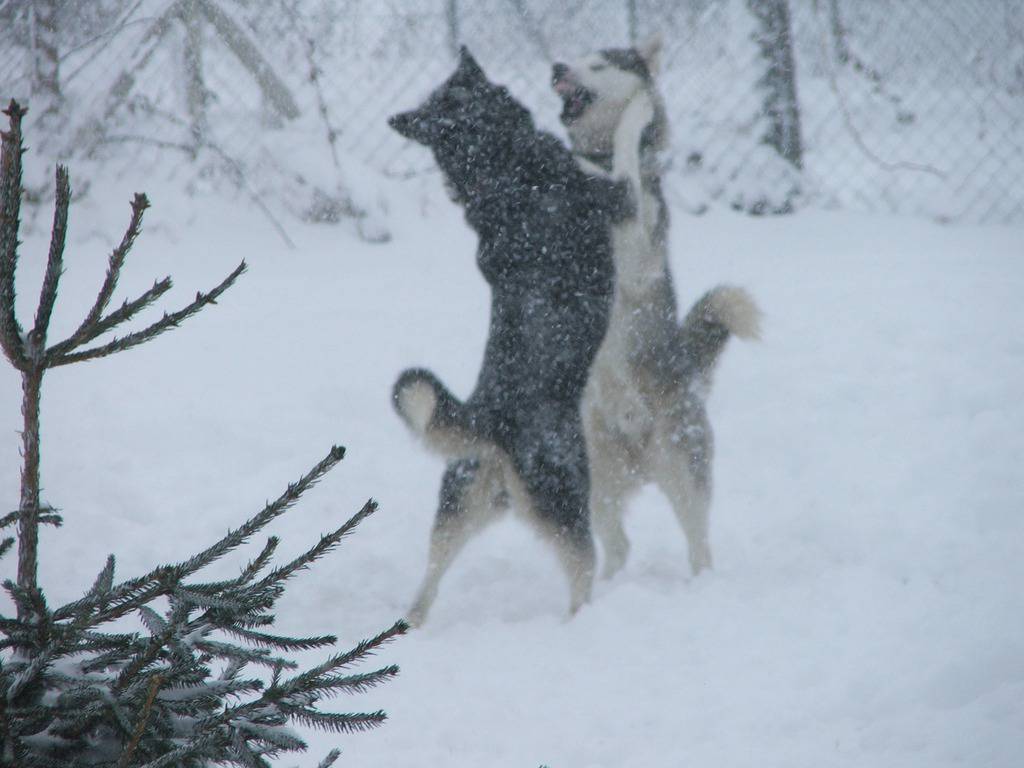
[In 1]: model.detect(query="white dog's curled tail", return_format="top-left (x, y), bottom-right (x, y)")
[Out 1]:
top-left (705, 285), bottom-right (761, 341)
top-left (678, 285), bottom-right (761, 376)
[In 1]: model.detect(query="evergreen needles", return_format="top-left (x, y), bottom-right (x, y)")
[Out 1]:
top-left (0, 100), bottom-right (406, 767)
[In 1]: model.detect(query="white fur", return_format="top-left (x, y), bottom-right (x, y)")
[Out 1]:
top-left (396, 379), bottom-right (437, 434)
top-left (560, 54), bottom-right (649, 157)
top-left (638, 35), bottom-right (663, 75)
top-left (610, 89), bottom-right (664, 295)
top-left (708, 285), bottom-right (762, 340)
top-left (612, 91), bottom-right (655, 194)
top-left (558, 43), bottom-right (758, 580)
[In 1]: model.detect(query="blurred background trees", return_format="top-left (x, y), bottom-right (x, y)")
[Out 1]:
top-left (0, 0), bottom-right (1021, 226)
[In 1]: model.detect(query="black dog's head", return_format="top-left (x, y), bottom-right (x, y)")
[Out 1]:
top-left (389, 48), bottom-right (534, 201)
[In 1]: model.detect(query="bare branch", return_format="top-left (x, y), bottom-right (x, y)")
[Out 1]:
top-left (31, 165), bottom-right (70, 354)
top-left (197, 0), bottom-right (300, 120)
top-left (0, 100), bottom-right (27, 368)
top-left (51, 260), bottom-right (246, 367)
top-left (95, 4), bottom-right (179, 127)
top-left (814, 8), bottom-right (945, 179)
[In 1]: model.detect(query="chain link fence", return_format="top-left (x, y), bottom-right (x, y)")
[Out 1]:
top-left (2, 0), bottom-right (1023, 226)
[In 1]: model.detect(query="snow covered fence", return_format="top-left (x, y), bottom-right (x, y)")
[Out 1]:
top-left (1, 0), bottom-right (1022, 225)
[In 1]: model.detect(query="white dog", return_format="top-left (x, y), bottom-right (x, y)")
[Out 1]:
top-left (552, 39), bottom-right (761, 577)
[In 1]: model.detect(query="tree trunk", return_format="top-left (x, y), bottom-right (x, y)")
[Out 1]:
top-left (626, 0), bottom-right (639, 45)
top-left (17, 368), bottom-right (42, 612)
top-left (746, 0), bottom-right (803, 170)
top-left (30, 0), bottom-right (62, 120)
top-left (181, 0), bottom-right (208, 145)
top-left (198, 0), bottom-right (300, 120)
top-left (446, 0), bottom-right (460, 58)
top-left (828, 0), bottom-right (851, 64)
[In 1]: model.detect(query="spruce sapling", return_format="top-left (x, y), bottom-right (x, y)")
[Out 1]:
top-left (0, 100), bottom-right (407, 767)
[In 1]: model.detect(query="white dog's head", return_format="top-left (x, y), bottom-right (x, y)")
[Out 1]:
top-left (551, 36), bottom-right (662, 157)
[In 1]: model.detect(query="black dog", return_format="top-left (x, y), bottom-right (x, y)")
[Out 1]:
top-left (389, 48), bottom-right (624, 624)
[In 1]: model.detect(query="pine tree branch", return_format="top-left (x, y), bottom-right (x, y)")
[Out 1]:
top-left (174, 586), bottom-right (246, 612)
top-left (286, 708), bottom-right (387, 734)
top-left (111, 626), bottom-right (177, 693)
top-left (48, 193), bottom-right (149, 358)
top-left (50, 260), bottom-right (246, 367)
top-left (49, 556), bottom-right (120, 623)
top-left (255, 499), bottom-right (377, 590)
top-left (234, 719), bottom-right (306, 751)
top-left (135, 736), bottom-right (219, 768)
top-left (179, 535), bottom-right (281, 596)
top-left (0, 99), bottom-right (27, 369)
top-left (211, 623), bottom-right (406, 737)
top-left (2, 578), bottom-right (49, 622)
top-left (137, 605), bottom-right (167, 637)
top-left (276, 620), bottom-right (408, 694)
top-left (82, 445), bottom-right (343, 626)
top-left (89, 555), bottom-right (116, 598)
top-left (176, 536), bottom-right (280, 602)
top-left (191, 639), bottom-right (294, 671)
top-left (106, 600), bottom-right (193, 687)
top-left (169, 444), bottom-right (343, 586)
top-left (312, 665), bottom-right (400, 697)
top-left (0, 505), bottom-right (63, 531)
top-left (223, 627), bottom-right (337, 653)
top-left (56, 277), bottom-right (174, 356)
top-left (5, 643), bottom-right (53, 701)
top-left (237, 536), bottom-right (278, 585)
top-left (30, 165), bottom-right (69, 356)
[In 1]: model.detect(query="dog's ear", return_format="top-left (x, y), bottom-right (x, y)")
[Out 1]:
top-left (388, 109), bottom-right (426, 142)
top-left (638, 34), bottom-right (663, 75)
top-left (457, 46), bottom-right (486, 81)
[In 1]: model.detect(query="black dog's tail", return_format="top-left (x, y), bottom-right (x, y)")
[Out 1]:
top-left (678, 285), bottom-right (761, 377)
top-left (393, 368), bottom-right (483, 459)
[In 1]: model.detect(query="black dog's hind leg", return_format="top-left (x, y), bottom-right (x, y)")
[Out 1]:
top-left (517, 434), bottom-right (596, 616)
top-left (549, 514), bottom-right (596, 617)
top-left (408, 458), bottom-right (505, 627)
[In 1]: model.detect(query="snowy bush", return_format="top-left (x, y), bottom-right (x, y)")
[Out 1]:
top-left (0, 100), bottom-right (407, 767)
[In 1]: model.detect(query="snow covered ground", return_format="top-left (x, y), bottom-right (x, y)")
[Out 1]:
top-left (1, 168), bottom-right (1022, 766)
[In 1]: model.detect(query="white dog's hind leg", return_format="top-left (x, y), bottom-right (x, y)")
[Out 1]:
top-left (593, 495), bottom-right (629, 579)
top-left (656, 459), bottom-right (713, 575)
top-left (589, 454), bottom-right (632, 579)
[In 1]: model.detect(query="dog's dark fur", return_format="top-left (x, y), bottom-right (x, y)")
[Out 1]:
top-left (389, 48), bottom-right (624, 624)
